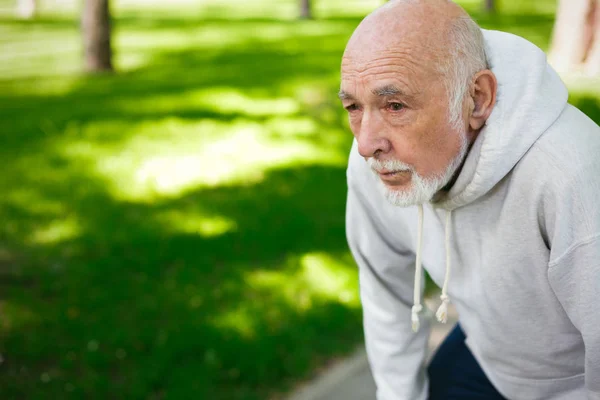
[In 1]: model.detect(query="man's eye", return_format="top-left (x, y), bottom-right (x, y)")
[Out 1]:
top-left (388, 102), bottom-right (404, 111)
top-left (345, 104), bottom-right (359, 112)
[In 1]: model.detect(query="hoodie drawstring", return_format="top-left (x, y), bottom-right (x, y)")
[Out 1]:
top-left (412, 206), bottom-right (453, 332)
top-left (411, 205), bottom-right (425, 332)
top-left (436, 210), bottom-right (453, 323)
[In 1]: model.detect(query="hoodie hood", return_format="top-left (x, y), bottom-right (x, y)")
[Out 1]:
top-left (433, 29), bottom-right (569, 211)
top-left (411, 29), bottom-right (570, 332)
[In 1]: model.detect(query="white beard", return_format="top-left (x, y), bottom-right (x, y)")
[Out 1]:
top-left (368, 128), bottom-right (469, 207)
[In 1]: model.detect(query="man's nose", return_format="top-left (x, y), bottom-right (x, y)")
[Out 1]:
top-left (356, 111), bottom-right (391, 158)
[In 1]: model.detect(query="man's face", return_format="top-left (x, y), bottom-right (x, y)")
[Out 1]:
top-left (340, 44), bottom-right (469, 206)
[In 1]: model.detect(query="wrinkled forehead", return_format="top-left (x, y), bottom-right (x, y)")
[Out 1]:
top-left (340, 44), bottom-right (443, 98)
top-left (341, 24), bottom-right (447, 83)
top-left (342, 45), bottom-right (439, 74)
top-left (339, 1), bottom-right (464, 99)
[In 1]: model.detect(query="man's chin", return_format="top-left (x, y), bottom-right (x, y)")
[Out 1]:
top-left (380, 184), bottom-right (421, 207)
top-left (381, 180), bottom-right (411, 190)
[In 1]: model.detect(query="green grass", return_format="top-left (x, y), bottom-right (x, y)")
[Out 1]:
top-left (1, 0), bottom-right (599, 399)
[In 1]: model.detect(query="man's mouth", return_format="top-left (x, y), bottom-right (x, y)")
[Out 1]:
top-left (377, 169), bottom-right (409, 176)
top-left (375, 169), bottom-right (411, 185)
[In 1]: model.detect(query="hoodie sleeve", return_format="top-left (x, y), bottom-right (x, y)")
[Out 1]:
top-left (346, 176), bottom-right (431, 400)
top-left (545, 151), bottom-right (600, 397)
top-left (548, 237), bottom-right (600, 397)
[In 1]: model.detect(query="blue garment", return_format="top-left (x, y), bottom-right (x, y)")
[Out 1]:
top-left (428, 324), bottom-right (507, 400)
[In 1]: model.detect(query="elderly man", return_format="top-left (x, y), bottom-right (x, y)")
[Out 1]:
top-left (342, 1), bottom-right (600, 399)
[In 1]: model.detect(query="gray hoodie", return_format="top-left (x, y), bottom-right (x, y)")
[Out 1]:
top-left (346, 29), bottom-right (600, 400)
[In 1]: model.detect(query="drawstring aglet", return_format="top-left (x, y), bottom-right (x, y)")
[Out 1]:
top-left (411, 304), bottom-right (423, 332)
top-left (435, 294), bottom-right (450, 323)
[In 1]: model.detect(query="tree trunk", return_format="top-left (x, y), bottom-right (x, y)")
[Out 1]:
top-left (16, 0), bottom-right (36, 19)
top-left (300, 0), bottom-right (312, 19)
top-left (81, 0), bottom-right (113, 73)
top-left (483, 0), bottom-right (496, 13)
top-left (583, 0), bottom-right (600, 75)
top-left (549, 0), bottom-right (598, 74)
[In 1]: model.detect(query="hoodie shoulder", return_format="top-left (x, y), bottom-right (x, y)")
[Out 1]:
top-left (517, 104), bottom-right (600, 257)
top-left (528, 104), bottom-right (600, 179)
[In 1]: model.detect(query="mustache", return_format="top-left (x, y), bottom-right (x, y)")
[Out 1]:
top-left (367, 158), bottom-right (415, 173)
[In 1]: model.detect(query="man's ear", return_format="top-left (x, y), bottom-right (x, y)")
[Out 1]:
top-left (469, 70), bottom-right (497, 131)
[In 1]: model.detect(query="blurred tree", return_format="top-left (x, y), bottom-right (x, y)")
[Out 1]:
top-left (483, 0), bottom-right (496, 13)
top-left (300, 0), bottom-right (312, 19)
top-left (549, 0), bottom-right (600, 75)
top-left (82, 0), bottom-right (113, 72)
top-left (16, 0), bottom-right (36, 19)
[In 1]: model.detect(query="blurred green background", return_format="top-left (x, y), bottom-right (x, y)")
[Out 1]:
top-left (1, 0), bottom-right (599, 399)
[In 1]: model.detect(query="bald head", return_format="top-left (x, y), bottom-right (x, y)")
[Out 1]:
top-left (344, 0), bottom-right (469, 70)
top-left (341, 0), bottom-right (489, 131)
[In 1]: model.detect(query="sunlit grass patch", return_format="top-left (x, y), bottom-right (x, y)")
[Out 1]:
top-left (211, 252), bottom-right (359, 343)
top-left (57, 111), bottom-right (348, 201)
top-left (28, 216), bottom-right (82, 245)
top-left (4, 186), bottom-right (69, 216)
top-left (210, 305), bottom-right (259, 339)
top-left (154, 209), bottom-right (237, 238)
top-left (193, 88), bottom-right (300, 117)
top-left (247, 252), bottom-right (360, 311)
top-left (113, 87), bottom-right (302, 117)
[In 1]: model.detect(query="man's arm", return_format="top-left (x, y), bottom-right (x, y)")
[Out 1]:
top-left (548, 238), bottom-right (600, 399)
top-left (346, 175), bottom-right (431, 400)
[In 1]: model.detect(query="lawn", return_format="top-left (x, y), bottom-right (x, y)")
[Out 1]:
top-left (0, 0), bottom-right (599, 399)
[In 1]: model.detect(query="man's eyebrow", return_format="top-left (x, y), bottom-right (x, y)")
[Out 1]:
top-left (338, 90), bottom-right (354, 101)
top-left (338, 85), bottom-right (411, 100)
top-left (372, 84), bottom-right (404, 97)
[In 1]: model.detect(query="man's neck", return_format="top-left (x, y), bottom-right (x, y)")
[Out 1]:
top-left (440, 133), bottom-right (479, 194)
